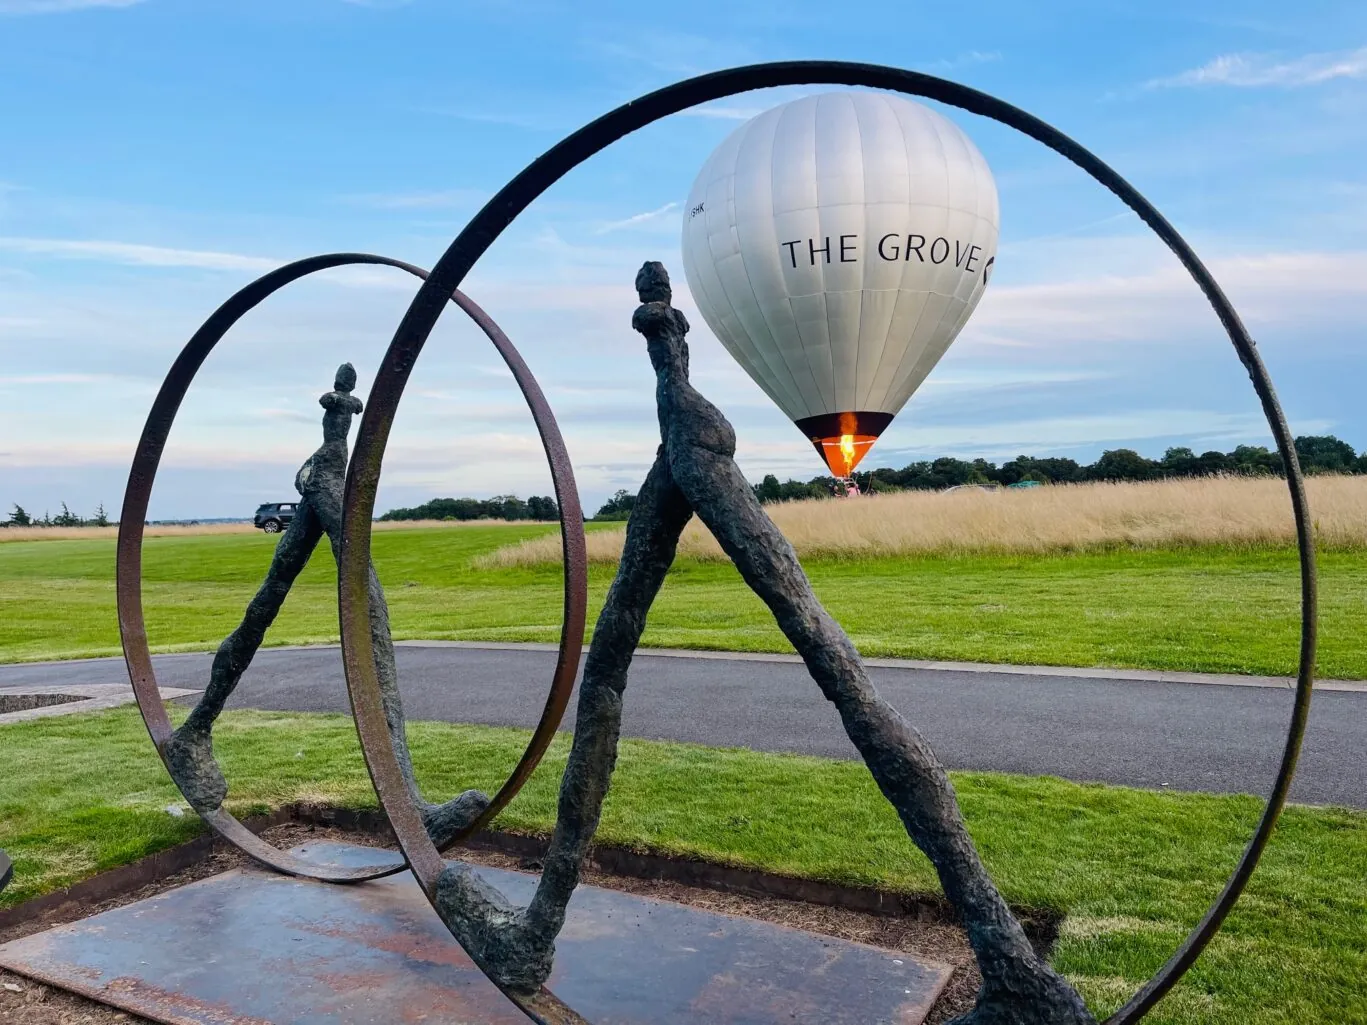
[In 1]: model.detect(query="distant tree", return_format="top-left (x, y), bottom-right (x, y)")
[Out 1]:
top-left (1160, 447), bottom-right (1198, 477)
top-left (5, 505), bottom-right (31, 527)
top-left (931, 457), bottom-right (977, 487)
top-left (1088, 449), bottom-right (1156, 482)
top-left (962, 461), bottom-right (995, 486)
top-left (1230, 444), bottom-right (1281, 476)
top-left (1033, 457), bottom-right (1085, 483)
top-left (52, 502), bottom-right (82, 527)
top-left (593, 489), bottom-right (637, 521)
top-left (885, 456), bottom-right (977, 490)
top-left (753, 474), bottom-right (832, 503)
top-left (92, 503), bottom-right (110, 528)
top-left (1294, 435), bottom-right (1356, 474)
top-left (803, 477), bottom-right (839, 499)
top-left (995, 455), bottom-right (1035, 485)
top-left (755, 474), bottom-right (783, 504)
top-left (526, 495), bottom-right (559, 521)
top-left (493, 495), bottom-right (529, 521)
top-left (1194, 450), bottom-right (1234, 476)
top-left (806, 478), bottom-right (833, 499)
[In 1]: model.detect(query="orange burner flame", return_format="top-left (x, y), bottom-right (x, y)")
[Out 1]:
top-left (795, 410), bottom-right (895, 478)
top-left (814, 431), bottom-right (877, 477)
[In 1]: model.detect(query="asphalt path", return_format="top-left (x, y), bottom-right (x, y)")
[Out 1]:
top-left (2, 645), bottom-right (1362, 808)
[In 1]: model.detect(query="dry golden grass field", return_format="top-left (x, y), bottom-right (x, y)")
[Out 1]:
top-left (477, 474), bottom-right (1367, 567)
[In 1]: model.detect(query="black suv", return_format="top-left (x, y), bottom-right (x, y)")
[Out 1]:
top-left (254, 502), bottom-right (298, 533)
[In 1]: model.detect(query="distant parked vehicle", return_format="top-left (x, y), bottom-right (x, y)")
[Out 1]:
top-left (254, 502), bottom-right (298, 533)
top-left (1007, 480), bottom-right (1043, 489)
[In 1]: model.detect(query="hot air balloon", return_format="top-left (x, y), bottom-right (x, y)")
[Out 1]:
top-left (680, 91), bottom-right (999, 479)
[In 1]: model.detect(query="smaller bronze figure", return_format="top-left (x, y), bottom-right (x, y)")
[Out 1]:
top-left (163, 364), bottom-right (486, 843)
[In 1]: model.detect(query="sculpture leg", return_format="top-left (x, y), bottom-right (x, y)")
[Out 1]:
top-left (164, 502), bottom-right (326, 812)
top-left (672, 445), bottom-right (1095, 1025)
top-left (432, 450), bottom-right (693, 992)
top-left (524, 451), bottom-right (692, 932)
top-left (312, 482), bottom-right (490, 844)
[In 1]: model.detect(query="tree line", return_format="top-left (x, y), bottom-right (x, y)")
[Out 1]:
top-left (378, 495), bottom-right (560, 523)
top-left (750, 435), bottom-right (1361, 505)
top-left (3, 503), bottom-right (109, 528)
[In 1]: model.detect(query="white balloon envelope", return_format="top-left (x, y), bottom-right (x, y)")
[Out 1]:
top-left (681, 90), bottom-right (999, 477)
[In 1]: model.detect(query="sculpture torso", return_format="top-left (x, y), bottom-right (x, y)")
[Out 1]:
top-left (296, 364), bottom-right (363, 497)
top-left (633, 263), bottom-right (736, 461)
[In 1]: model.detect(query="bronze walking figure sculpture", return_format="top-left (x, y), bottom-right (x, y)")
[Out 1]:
top-left (427, 262), bottom-right (1097, 1023)
top-left (113, 60), bottom-right (1315, 1025)
top-left (332, 59), bottom-right (1314, 1022)
top-left (119, 255), bottom-right (582, 885)
top-left (162, 362), bottom-right (487, 845)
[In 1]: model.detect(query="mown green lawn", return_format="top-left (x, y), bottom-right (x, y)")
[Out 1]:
top-left (0, 525), bottom-right (1359, 677)
top-left (0, 705), bottom-right (1362, 1024)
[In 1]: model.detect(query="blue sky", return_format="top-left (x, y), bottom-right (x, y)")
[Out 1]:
top-left (1, 0), bottom-right (1364, 519)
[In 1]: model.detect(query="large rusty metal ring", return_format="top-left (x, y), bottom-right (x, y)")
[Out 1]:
top-left (337, 63), bottom-right (1315, 1024)
top-left (117, 253), bottom-right (587, 884)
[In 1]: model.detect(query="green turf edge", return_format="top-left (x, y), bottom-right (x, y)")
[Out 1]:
top-left (0, 705), bottom-right (1363, 1024)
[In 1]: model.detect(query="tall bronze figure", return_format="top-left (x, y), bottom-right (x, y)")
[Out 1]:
top-left (162, 362), bottom-right (487, 844)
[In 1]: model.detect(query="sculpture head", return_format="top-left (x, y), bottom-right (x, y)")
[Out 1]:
top-left (334, 363), bottom-right (358, 393)
top-left (635, 261), bottom-right (671, 304)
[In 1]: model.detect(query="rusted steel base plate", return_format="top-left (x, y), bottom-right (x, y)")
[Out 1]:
top-left (0, 841), bottom-right (952, 1024)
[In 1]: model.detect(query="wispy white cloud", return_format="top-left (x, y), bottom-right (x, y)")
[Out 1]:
top-left (968, 248), bottom-right (1367, 346)
top-left (0, 372), bottom-right (129, 386)
top-left (920, 369), bottom-right (1108, 391)
top-left (0, 237), bottom-right (432, 291)
top-left (253, 406), bottom-right (321, 425)
top-left (340, 188), bottom-right (487, 210)
top-left (418, 105), bottom-right (556, 131)
top-left (0, 236), bottom-right (282, 272)
top-left (680, 105), bottom-right (766, 121)
top-left (999, 213), bottom-right (1133, 252)
top-left (675, 85), bottom-right (828, 123)
top-left (0, 0), bottom-right (143, 12)
top-left (584, 31), bottom-right (756, 78)
top-left (1147, 46), bottom-right (1367, 89)
top-left (594, 202), bottom-right (678, 235)
top-left (670, 52), bottom-right (997, 116)
top-left (924, 50), bottom-right (1002, 72)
